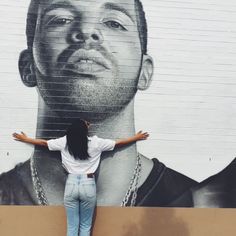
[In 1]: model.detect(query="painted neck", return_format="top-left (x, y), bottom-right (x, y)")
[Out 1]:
top-left (35, 95), bottom-right (136, 140)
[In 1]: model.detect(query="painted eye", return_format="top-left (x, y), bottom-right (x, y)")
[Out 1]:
top-left (47, 17), bottom-right (73, 26)
top-left (104, 20), bottom-right (127, 31)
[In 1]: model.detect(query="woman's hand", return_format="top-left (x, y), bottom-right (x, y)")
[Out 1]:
top-left (134, 131), bottom-right (149, 140)
top-left (13, 132), bottom-right (28, 142)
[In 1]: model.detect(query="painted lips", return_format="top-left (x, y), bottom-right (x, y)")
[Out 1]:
top-left (63, 49), bottom-right (110, 75)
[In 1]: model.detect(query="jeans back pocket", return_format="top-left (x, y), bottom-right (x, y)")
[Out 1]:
top-left (64, 182), bottom-right (76, 198)
top-left (82, 182), bottom-right (96, 198)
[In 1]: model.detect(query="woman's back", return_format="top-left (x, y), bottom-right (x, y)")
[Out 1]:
top-left (47, 135), bottom-right (115, 174)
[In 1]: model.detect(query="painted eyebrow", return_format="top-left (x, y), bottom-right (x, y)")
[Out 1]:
top-left (40, 1), bottom-right (75, 18)
top-left (104, 2), bottom-right (135, 23)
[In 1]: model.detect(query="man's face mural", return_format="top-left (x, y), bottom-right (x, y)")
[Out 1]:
top-left (23, 0), bottom-right (152, 115)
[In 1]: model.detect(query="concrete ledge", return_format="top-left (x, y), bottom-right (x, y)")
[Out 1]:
top-left (0, 206), bottom-right (235, 236)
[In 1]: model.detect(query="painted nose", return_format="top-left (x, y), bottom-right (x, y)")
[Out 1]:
top-left (71, 25), bottom-right (103, 45)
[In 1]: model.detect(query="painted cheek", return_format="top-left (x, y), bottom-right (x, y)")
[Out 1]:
top-left (35, 31), bottom-right (68, 76)
top-left (107, 30), bottom-right (141, 59)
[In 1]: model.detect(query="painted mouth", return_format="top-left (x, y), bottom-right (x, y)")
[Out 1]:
top-left (62, 49), bottom-right (110, 75)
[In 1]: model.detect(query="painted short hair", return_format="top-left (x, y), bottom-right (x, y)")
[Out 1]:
top-left (26, 0), bottom-right (148, 54)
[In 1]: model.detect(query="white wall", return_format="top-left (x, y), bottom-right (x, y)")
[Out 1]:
top-left (1, 0), bottom-right (236, 181)
top-left (0, 0), bottom-right (37, 173)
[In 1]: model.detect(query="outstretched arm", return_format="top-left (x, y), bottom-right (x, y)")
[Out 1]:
top-left (115, 131), bottom-right (149, 148)
top-left (12, 132), bottom-right (48, 147)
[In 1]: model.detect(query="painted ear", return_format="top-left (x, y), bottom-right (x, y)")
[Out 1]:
top-left (137, 54), bottom-right (154, 90)
top-left (18, 49), bottom-right (37, 87)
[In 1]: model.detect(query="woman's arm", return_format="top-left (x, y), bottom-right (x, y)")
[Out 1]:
top-left (12, 132), bottom-right (48, 147)
top-left (115, 131), bottom-right (149, 148)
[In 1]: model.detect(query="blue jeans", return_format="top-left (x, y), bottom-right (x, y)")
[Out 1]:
top-left (64, 174), bottom-right (96, 236)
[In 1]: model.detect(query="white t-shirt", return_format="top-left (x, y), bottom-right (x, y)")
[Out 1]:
top-left (47, 135), bottom-right (115, 174)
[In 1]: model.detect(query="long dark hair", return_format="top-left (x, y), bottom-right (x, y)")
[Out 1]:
top-left (66, 119), bottom-right (89, 160)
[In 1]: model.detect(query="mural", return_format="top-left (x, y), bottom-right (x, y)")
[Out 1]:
top-left (0, 0), bottom-right (236, 207)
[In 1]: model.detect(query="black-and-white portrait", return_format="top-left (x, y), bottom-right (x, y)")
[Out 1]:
top-left (1, 0), bottom-right (236, 207)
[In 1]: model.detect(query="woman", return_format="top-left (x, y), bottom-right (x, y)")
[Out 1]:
top-left (13, 118), bottom-right (149, 236)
